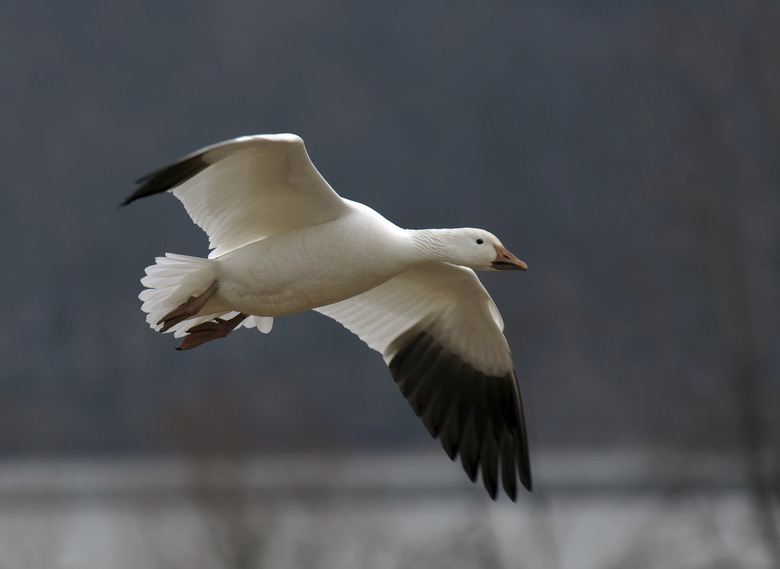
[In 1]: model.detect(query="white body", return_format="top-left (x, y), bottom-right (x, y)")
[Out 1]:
top-left (210, 201), bottom-right (415, 316)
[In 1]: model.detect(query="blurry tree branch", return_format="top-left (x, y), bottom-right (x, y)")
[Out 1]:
top-left (645, 1), bottom-right (780, 566)
top-left (156, 388), bottom-right (273, 569)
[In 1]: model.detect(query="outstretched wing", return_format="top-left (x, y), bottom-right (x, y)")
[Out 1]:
top-left (123, 134), bottom-right (349, 258)
top-left (315, 262), bottom-right (531, 500)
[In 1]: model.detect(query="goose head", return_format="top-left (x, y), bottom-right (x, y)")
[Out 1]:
top-left (419, 228), bottom-right (528, 272)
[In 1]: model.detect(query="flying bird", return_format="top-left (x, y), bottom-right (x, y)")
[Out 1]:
top-left (123, 134), bottom-right (531, 499)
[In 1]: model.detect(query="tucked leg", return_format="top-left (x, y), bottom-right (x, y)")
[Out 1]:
top-left (176, 312), bottom-right (248, 351)
top-left (158, 280), bottom-right (220, 332)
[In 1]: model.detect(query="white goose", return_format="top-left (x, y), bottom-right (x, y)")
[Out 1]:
top-left (123, 134), bottom-right (531, 500)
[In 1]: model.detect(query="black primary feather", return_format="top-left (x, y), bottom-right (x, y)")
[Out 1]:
top-left (388, 327), bottom-right (532, 500)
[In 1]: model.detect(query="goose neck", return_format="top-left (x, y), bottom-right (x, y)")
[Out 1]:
top-left (409, 229), bottom-right (455, 262)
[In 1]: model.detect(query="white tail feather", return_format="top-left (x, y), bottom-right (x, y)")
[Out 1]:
top-left (139, 253), bottom-right (273, 338)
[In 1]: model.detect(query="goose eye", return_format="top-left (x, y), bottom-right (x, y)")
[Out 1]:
top-left (476, 239), bottom-right (484, 245)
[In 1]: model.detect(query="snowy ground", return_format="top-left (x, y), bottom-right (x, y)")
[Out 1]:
top-left (0, 451), bottom-right (773, 569)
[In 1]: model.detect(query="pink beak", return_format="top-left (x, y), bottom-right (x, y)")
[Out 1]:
top-left (492, 245), bottom-right (528, 271)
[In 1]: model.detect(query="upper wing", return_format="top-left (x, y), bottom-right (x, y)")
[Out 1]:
top-left (123, 134), bottom-right (349, 258)
top-left (314, 263), bottom-right (531, 500)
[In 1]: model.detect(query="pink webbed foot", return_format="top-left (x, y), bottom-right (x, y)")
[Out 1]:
top-left (158, 280), bottom-right (220, 332)
top-left (176, 313), bottom-right (248, 351)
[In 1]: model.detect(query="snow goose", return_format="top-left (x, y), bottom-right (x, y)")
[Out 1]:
top-left (123, 134), bottom-right (531, 500)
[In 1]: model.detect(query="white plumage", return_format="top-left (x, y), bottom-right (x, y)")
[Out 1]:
top-left (124, 133), bottom-right (531, 500)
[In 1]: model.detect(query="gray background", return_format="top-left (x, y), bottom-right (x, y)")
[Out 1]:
top-left (2, 0), bottom-right (778, 469)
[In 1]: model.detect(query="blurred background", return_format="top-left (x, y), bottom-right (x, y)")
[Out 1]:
top-left (1, 0), bottom-right (778, 567)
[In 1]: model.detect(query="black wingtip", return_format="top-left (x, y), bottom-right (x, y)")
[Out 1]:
top-left (121, 152), bottom-right (211, 207)
top-left (388, 327), bottom-right (534, 502)
top-left (521, 468), bottom-right (533, 492)
top-left (483, 472), bottom-right (499, 501)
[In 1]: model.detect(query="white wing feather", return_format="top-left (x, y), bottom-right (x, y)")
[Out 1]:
top-left (314, 263), bottom-right (513, 377)
top-left (164, 134), bottom-right (348, 258)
